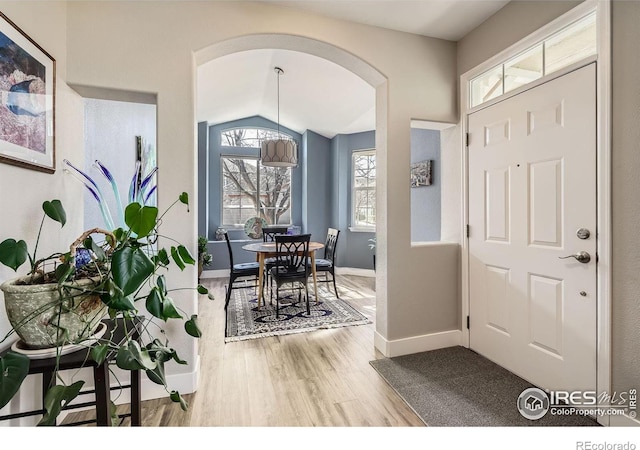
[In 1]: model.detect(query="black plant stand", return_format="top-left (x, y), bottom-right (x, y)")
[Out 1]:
top-left (0, 317), bottom-right (142, 426)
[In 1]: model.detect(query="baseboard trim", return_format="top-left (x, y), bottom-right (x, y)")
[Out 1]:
top-left (335, 267), bottom-right (375, 277)
top-left (610, 413), bottom-right (640, 427)
top-left (374, 329), bottom-right (462, 357)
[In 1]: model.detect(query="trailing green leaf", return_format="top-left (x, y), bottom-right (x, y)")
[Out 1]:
top-left (156, 275), bottom-right (167, 295)
top-left (197, 284), bottom-right (208, 295)
top-left (179, 192), bottom-right (189, 206)
top-left (170, 390), bottom-right (189, 411)
top-left (91, 344), bottom-right (110, 366)
top-left (115, 341), bottom-right (156, 371)
top-left (185, 315), bottom-right (202, 338)
top-left (42, 200), bottom-right (66, 227)
top-left (170, 246), bottom-right (186, 271)
top-left (145, 287), bottom-right (163, 320)
top-left (146, 360), bottom-right (166, 386)
top-left (0, 239), bottom-right (28, 272)
top-left (39, 381), bottom-right (84, 426)
top-left (55, 262), bottom-right (75, 283)
top-left (124, 203), bottom-right (158, 238)
top-left (177, 245), bottom-right (195, 265)
top-left (153, 248), bottom-right (170, 266)
top-left (0, 352), bottom-right (30, 409)
top-left (162, 297), bottom-right (182, 320)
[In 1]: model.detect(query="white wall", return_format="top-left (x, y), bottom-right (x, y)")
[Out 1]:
top-left (0, 1), bottom-right (85, 424)
top-left (63, 1), bottom-right (459, 370)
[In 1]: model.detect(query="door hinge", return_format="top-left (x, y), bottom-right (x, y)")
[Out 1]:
top-left (466, 315), bottom-right (470, 330)
top-left (466, 132), bottom-right (470, 147)
top-left (466, 224), bottom-right (470, 238)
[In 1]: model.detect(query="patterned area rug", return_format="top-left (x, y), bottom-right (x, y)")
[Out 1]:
top-left (225, 285), bottom-right (371, 342)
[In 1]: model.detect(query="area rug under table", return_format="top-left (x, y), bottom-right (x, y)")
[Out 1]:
top-left (225, 286), bottom-right (371, 342)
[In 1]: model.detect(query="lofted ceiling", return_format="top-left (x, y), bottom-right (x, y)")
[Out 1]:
top-left (197, 0), bottom-right (511, 138)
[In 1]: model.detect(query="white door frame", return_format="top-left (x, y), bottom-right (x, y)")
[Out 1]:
top-left (459, 0), bottom-right (612, 426)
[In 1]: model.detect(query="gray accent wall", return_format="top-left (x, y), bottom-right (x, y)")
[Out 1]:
top-left (331, 131), bottom-right (376, 270)
top-left (302, 130), bottom-right (332, 244)
top-left (410, 128), bottom-right (441, 242)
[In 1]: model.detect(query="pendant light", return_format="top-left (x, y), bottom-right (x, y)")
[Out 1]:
top-left (260, 66), bottom-right (298, 167)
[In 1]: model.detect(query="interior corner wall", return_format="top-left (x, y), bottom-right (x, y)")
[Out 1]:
top-left (330, 131), bottom-right (376, 270)
top-left (301, 130), bottom-right (331, 244)
top-left (83, 98), bottom-right (156, 230)
top-left (0, 1), bottom-right (85, 424)
top-left (410, 128), bottom-right (441, 242)
top-left (197, 121), bottom-right (208, 239)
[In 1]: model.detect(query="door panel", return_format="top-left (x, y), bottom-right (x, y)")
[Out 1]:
top-left (468, 64), bottom-right (596, 393)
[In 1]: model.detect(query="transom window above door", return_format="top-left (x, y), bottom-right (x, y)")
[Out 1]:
top-left (470, 11), bottom-right (596, 108)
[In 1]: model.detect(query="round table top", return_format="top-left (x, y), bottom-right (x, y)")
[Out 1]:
top-left (242, 241), bottom-right (324, 253)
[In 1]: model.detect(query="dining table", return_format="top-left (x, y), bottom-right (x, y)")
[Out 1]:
top-left (242, 240), bottom-right (325, 308)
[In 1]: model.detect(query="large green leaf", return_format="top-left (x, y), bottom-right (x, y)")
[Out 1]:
top-left (112, 246), bottom-right (154, 296)
top-left (185, 315), bottom-right (202, 338)
top-left (145, 360), bottom-right (166, 386)
top-left (100, 279), bottom-right (136, 311)
top-left (42, 200), bottom-right (66, 227)
top-left (162, 297), bottom-right (182, 320)
top-left (0, 352), bottom-right (30, 409)
top-left (0, 239), bottom-right (28, 272)
top-left (145, 287), bottom-right (163, 320)
top-left (124, 203), bottom-right (158, 238)
top-left (115, 341), bottom-right (156, 371)
top-left (39, 381), bottom-right (84, 426)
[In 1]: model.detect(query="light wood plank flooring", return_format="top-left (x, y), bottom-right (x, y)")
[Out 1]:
top-left (64, 275), bottom-right (423, 427)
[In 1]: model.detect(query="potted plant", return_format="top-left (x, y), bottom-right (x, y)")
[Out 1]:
top-left (0, 161), bottom-right (210, 426)
top-left (197, 236), bottom-right (212, 280)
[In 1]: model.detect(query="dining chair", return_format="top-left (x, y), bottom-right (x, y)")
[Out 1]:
top-left (223, 231), bottom-right (261, 311)
top-left (270, 233), bottom-right (312, 318)
top-left (311, 228), bottom-right (340, 298)
top-left (262, 226), bottom-right (289, 298)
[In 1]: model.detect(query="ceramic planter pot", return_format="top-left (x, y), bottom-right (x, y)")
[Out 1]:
top-left (0, 276), bottom-right (107, 349)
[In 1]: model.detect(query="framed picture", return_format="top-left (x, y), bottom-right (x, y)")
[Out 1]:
top-left (0, 12), bottom-right (56, 173)
top-left (411, 159), bottom-right (432, 187)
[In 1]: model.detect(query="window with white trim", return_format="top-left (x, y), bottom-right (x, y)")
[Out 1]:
top-left (221, 156), bottom-right (292, 226)
top-left (220, 127), bottom-right (294, 148)
top-left (351, 149), bottom-right (376, 230)
top-left (470, 11), bottom-right (596, 108)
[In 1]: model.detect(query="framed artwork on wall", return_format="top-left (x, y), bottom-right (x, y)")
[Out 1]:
top-left (0, 12), bottom-right (56, 173)
top-left (410, 159), bottom-right (432, 187)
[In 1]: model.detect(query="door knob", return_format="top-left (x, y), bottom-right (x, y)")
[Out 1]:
top-left (559, 251), bottom-right (591, 264)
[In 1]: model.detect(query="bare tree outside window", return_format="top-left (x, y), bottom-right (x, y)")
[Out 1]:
top-left (352, 150), bottom-right (376, 228)
top-left (220, 127), bottom-right (294, 226)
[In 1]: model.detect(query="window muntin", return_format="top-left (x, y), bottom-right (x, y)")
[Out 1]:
top-left (221, 156), bottom-right (292, 226)
top-left (470, 11), bottom-right (596, 108)
top-left (220, 127), bottom-right (294, 148)
top-left (352, 150), bottom-right (376, 229)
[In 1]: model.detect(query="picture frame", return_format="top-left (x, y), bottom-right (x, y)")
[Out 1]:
top-left (410, 159), bottom-right (432, 187)
top-left (0, 12), bottom-right (56, 173)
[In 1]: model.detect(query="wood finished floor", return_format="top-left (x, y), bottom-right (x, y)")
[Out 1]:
top-left (64, 275), bottom-right (423, 427)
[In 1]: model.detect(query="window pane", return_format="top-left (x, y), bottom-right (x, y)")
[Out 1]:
top-left (545, 13), bottom-right (596, 75)
top-left (470, 65), bottom-right (503, 108)
top-left (220, 127), bottom-right (293, 148)
top-left (258, 163), bottom-right (291, 225)
top-left (221, 157), bottom-right (258, 225)
top-left (504, 44), bottom-right (543, 94)
top-left (352, 151), bottom-right (376, 228)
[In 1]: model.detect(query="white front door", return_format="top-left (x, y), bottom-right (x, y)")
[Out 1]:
top-left (468, 64), bottom-right (596, 393)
